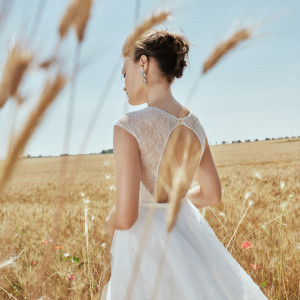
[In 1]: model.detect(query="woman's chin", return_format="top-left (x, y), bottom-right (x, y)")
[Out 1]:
top-left (128, 97), bottom-right (139, 106)
top-left (127, 93), bottom-right (146, 106)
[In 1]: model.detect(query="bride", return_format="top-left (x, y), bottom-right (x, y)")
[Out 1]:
top-left (101, 28), bottom-right (268, 300)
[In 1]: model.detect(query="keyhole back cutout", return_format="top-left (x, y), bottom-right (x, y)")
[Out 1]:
top-left (155, 124), bottom-right (202, 204)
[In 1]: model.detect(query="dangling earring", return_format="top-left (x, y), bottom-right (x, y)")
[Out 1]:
top-left (141, 66), bottom-right (146, 85)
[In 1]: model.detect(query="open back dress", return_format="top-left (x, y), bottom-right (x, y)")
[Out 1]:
top-left (101, 106), bottom-right (268, 300)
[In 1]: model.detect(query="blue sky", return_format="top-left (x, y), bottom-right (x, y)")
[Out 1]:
top-left (0, 0), bottom-right (299, 159)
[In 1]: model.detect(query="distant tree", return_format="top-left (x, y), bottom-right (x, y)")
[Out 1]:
top-left (101, 149), bottom-right (113, 154)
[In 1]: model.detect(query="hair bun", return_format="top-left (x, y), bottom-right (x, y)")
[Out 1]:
top-left (172, 35), bottom-right (189, 79)
top-left (127, 29), bottom-right (190, 83)
top-left (173, 38), bottom-right (189, 56)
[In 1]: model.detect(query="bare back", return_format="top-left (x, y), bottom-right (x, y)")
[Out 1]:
top-left (114, 106), bottom-right (206, 204)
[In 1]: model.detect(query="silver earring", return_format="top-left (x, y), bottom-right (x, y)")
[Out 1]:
top-left (141, 67), bottom-right (146, 85)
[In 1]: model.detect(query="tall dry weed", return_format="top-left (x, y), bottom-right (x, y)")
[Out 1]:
top-left (59, 0), bottom-right (94, 42)
top-left (203, 28), bottom-right (253, 74)
top-left (185, 27), bottom-right (254, 106)
top-left (122, 9), bottom-right (172, 58)
top-left (0, 42), bottom-right (33, 108)
top-left (0, 72), bottom-right (66, 193)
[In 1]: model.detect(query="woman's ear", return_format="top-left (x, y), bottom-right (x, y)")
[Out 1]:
top-left (139, 55), bottom-right (148, 72)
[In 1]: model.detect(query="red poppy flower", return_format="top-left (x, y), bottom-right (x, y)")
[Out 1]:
top-left (67, 274), bottom-right (74, 281)
top-left (249, 263), bottom-right (260, 270)
top-left (242, 241), bottom-right (252, 249)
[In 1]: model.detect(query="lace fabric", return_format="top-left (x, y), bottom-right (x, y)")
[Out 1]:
top-left (114, 106), bottom-right (206, 199)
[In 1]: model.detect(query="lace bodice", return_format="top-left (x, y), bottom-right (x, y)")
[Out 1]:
top-left (114, 106), bottom-right (207, 202)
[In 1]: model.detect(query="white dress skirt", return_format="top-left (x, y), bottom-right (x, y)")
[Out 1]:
top-left (101, 184), bottom-right (268, 300)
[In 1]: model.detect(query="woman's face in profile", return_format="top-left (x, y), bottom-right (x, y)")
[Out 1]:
top-left (122, 56), bottom-right (146, 106)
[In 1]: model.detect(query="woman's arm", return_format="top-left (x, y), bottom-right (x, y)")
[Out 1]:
top-left (106, 125), bottom-right (140, 232)
top-left (186, 185), bottom-right (220, 209)
top-left (105, 124), bottom-right (140, 238)
top-left (187, 137), bottom-right (222, 209)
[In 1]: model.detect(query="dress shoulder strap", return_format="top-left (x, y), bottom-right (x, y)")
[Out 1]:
top-left (114, 107), bottom-right (207, 157)
top-left (183, 114), bottom-right (207, 159)
top-left (114, 111), bottom-right (139, 143)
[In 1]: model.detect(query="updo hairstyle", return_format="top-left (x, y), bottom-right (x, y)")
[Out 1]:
top-left (123, 29), bottom-right (190, 83)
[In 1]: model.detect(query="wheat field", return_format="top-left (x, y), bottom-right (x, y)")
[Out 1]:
top-left (0, 1), bottom-right (299, 299)
top-left (0, 137), bottom-right (299, 299)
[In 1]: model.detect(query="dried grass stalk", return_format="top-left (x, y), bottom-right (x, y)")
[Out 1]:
top-left (59, 0), bottom-right (77, 39)
top-left (0, 42), bottom-right (33, 108)
top-left (59, 0), bottom-right (93, 42)
top-left (154, 127), bottom-right (197, 232)
top-left (0, 72), bottom-right (66, 193)
top-left (122, 9), bottom-right (172, 58)
top-left (166, 133), bottom-right (192, 232)
top-left (203, 28), bottom-right (253, 74)
top-left (185, 27), bottom-right (254, 107)
top-left (73, 0), bottom-right (93, 42)
top-left (166, 167), bottom-right (186, 232)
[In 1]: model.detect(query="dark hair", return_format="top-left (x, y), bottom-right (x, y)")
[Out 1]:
top-left (123, 29), bottom-right (190, 83)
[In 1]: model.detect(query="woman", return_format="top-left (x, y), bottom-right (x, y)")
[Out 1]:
top-left (101, 29), bottom-right (268, 299)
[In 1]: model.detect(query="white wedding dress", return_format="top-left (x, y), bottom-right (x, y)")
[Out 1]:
top-left (101, 106), bottom-right (268, 300)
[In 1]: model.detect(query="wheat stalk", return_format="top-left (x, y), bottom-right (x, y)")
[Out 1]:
top-left (59, 0), bottom-right (78, 39)
top-left (59, 0), bottom-right (93, 42)
top-left (185, 27), bottom-right (254, 107)
top-left (73, 0), bottom-right (93, 42)
top-left (0, 72), bottom-right (66, 193)
top-left (226, 200), bottom-right (254, 249)
top-left (0, 42), bottom-right (33, 108)
top-left (122, 8), bottom-right (172, 58)
top-left (203, 27), bottom-right (253, 74)
top-left (154, 128), bottom-right (194, 232)
top-left (166, 134), bottom-right (192, 232)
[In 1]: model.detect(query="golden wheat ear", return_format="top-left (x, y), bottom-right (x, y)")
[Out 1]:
top-left (72, 0), bottom-right (94, 42)
top-left (59, 0), bottom-right (93, 42)
top-left (122, 9), bottom-right (172, 58)
top-left (166, 133), bottom-right (193, 232)
top-left (0, 42), bottom-right (33, 109)
top-left (203, 28), bottom-right (253, 74)
top-left (59, 0), bottom-right (78, 39)
top-left (185, 27), bottom-right (254, 106)
top-left (0, 72), bottom-right (66, 194)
